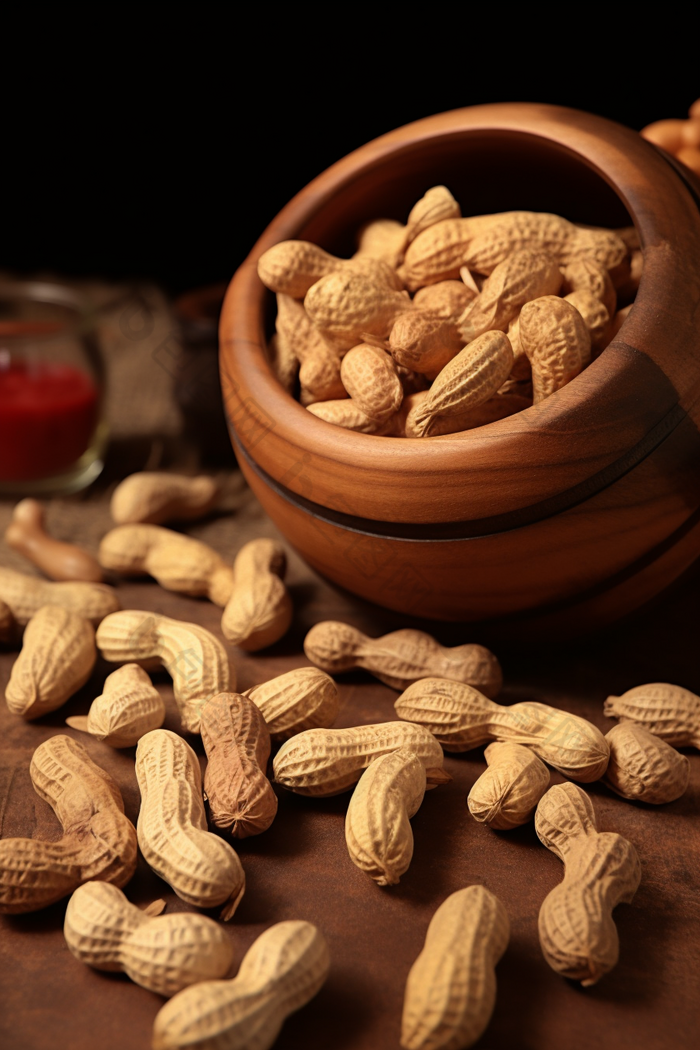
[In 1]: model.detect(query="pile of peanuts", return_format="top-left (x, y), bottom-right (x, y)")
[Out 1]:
top-left (257, 188), bottom-right (642, 437)
top-left (1, 472), bottom-right (698, 1048)
top-left (641, 97), bottom-right (700, 177)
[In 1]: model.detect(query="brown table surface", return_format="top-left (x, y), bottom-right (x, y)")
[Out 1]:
top-left (1, 483), bottom-right (699, 1050)
top-left (0, 281), bottom-right (698, 1049)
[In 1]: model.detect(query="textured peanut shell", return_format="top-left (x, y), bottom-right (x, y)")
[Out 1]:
top-left (268, 332), bottom-right (299, 393)
top-left (0, 735), bottom-right (137, 913)
top-left (110, 473), bottom-right (221, 525)
top-left (519, 295), bottom-right (591, 403)
top-left (273, 722), bottom-right (447, 796)
top-left (345, 747), bottom-right (427, 885)
top-left (388, 311), bottom-right (463, 377)
top-left (412, 280), bottom-right (476, 322)
top-left (66, 663), bottom-right (165, 747)
top-left (457, 249), bottom-right (562, 342)
top-left (603, 682), bottom-right (700, 748)
top-left (403, 390), bottom-right (530, 439)
top-left (303, 621), bottom-right (502, 696)
top-left (560, 258), bottom-right (617, 319)
top-left (401, 885), bottom-right (509, 1050)
top-left (152, 920), bottom-right (330, 1050)
top-left (399, 212), bottom-right (627, 290)
top-left (395, 679), bottom-right (609, 781)
top-left (201, 692), bottom-right (277, 837)
top-left (306, 398), bottom-right (396, 434)
top-left (275, 294), bottom-right (345, 401)
top-left (64, 882), bottom-right (234, 996)
top-left (220, 538), bottom-right (292, 651)
top-left (405, 186), bottom-right (461, 246)
top-left (406, 331), bottom-right (514, 437)
top-left (535, 782), bottom-right (641, 985)
top-left (259, 239), bottom-right (402, 298)
top-left (135, 729), bottom-right (245, 918)
top-left (98, 524), bottom-right (234, 607)
top-left (0, 565), bottom-right (120, 627)
top-left (244, 667), bottom-right (340, 741)
top-left (467, 742), bottom-right (550, 829)
top-left (564, 290), bottom-right (611, 353)
top-left (603, 723), bottom-right (689, 804)
top-left (304, 270), bottom-right (411, 350)
top-left (5, 605), bottom-right (96, 719)
top-left (340, 344), bottom-right (403, 423)
top-left (96, 610), bottom-right (232, 734)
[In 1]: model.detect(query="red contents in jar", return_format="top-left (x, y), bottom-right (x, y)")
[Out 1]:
top-left (0, 361), bottom-right (99, 481)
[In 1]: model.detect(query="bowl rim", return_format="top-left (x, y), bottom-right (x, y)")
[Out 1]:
top-left (220, 102), bottom-right (700, 525)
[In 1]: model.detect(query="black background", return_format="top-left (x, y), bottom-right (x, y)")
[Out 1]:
top-left (4, 23), bottom-right (698, 297)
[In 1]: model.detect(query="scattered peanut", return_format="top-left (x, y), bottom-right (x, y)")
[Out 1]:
top-left (467, 742), bottom-right (550, 830)
top-left (604, 682), bottom-right (700, 748)
top-left (303, 621), bottom-right (502, 695)
top-left (243, 666), bottom-right (340, 741)
top-left (201, 692), bottom-right (278, 837)
top-left (0, 735), bottom-right (137, 913)
top-left (65, 663), bottom-right (165, 747)
top-left (603, 723), bottom-right (689, 804)
top-left (401, 885), bottom-right (509, 1050)
top-left (273, 721), bottom-right (449, 796)
top-left (535, 782), bottom-right (641, 985)
top-left (220, 538), bottom-right (292, 651)
top-left (152, 920), bottom-right (330, 1050)
top-left (345, 747), bottom-right (427, 886)
top-left (110, 472), bottom-right (221, 525)
top-left (395, 679), bottom-right (609, 782)
top-left (0, 565), bottom-right (120, 627)
top-left (96, 610), bottom-right (232, 734)
top-left (5, 605), bottom-right (96, 720)
top-left (64, 881), bottom-right (234, 996)
top-left (5, 498), bottom-right (104, 582)
top-left (135, 729), bottom-right (246, 919)
top-left (98, 524), bottom-right (234, 606)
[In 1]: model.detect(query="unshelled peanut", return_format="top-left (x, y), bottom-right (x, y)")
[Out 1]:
top-left (5, 605), bottom-right (96, 719)
top-left (535, 782), bottom-right (641, 985)
top-left (340, 343), bottom-right (403, 423)
top-left (519, 295), bottom-right (591, 403)
top-left (152, 920), bottom-right (330, 1050)
top-left (401, 885), bottom-right (509, 1050)
top-left (0, 565), bottom-right (120, 627)
top-left (220, 538), bottom-right (292, 651)
top-left (395, 679), bottom-right (609, 782)
top-left (275, 294), bottom-right (346, 402)
top-left (244, 666), bottom-right (340, 741)
top-left (5, 498), bottom-right (104, 582)
top-left (64, 882), bottom-right (234, 996)
top-left (0, 735), bottom-right (137, 913)
top-left (66, 663), bottom-right (165, 747)
top-left (110, 472), bottom-right (221, 525)
top-left (98, 524), bottom-right (234, 606)
top-left (457, 249), bottom-right (562, 342)
top-left (201, 692), bottom-right (278, 837)
top-left (604, 682), bottom-right (700, 748)
top-left (304, 269), bottom-right (411, 350)
top-left (96, 609), bottom-right (232, 733)
top-left (135, 729), bottom-right (246, 919)
top-left (273, 721), bottom-right (448, 796)
top-left (467, 742), bottom-right (550, 830)
top-left (345, 747), bottom-right (428, 886)
top-left (304, 621), bottom-right (502, 695)
top-left (603, 723), bottom-right (689, 804)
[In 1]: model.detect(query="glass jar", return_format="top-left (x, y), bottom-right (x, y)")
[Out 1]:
top-left (0, 280), bottom-right (108, 495)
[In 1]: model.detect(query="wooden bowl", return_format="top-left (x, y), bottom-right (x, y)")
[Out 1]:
top-left (220, 102), bottom-right (700, 637)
